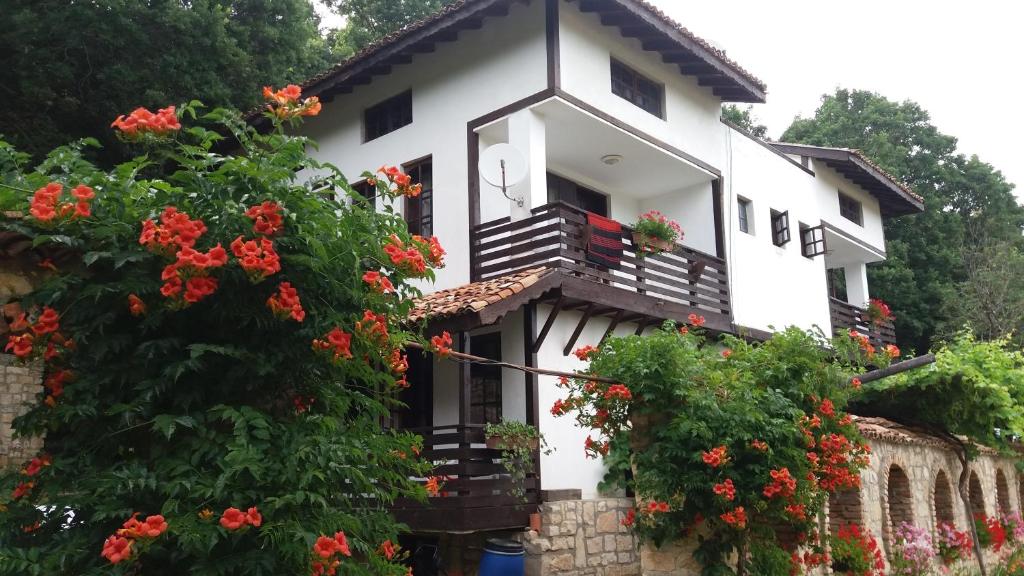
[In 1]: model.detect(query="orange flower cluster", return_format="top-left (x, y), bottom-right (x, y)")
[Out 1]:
top-left (263, 84), bottom-right (321, 119)
top-left (160, 244), bottom-right (228, 304)
top-left (687, 313), bottom-right (706, 327)
top-left (389, 349), bottom-right (409, 387)
top-left (603, 384), bottom-right (632, 401)
top-left (713, 479), bottom-right (736, 501)
top-left (11, 481), bottom-right (33, 500)
top-left (29, 183), bottom-right (95, 222)
top-left (784, 503), bottom-right (807, 521)
top-left (384, 235), bottom-right (427, 276)
top-left (313, 327), bottom-right (353, 362)
top-left (411, 235), bottom-right (446, 268)
top-left (311, 531), bottom-right (352, 576)
top-left (425, 476), bottom-right (442, 497)
top-left (5, 307), bottom-right (72, 365)
top-left (750, 439), bottom-right (769, 452)
top-left (622, 508), bottom-right (636, 527)
top-left (101, 513), bottom-right (169, 564)
top-left (22, 454), bottom-right (51, 477)
top-left (763, 467), bottom-right (797, 499)
top-left (379, 540), bottom-right (396, 560)
top-left (429, 331), bottom-right (453, 359)
top-left (884, 344), bottom-right (900, 359)
top-left (231, 236), bottom-right (281, 281)
top-left (573, 345), bottom-right (598, 361)
top-left (44, 369), bottom-right (71, 406)
top-left (645, 501), bottom-right (671, 514)
top-left (720, 506), bottom-right (746, 529)
top-left (128, 294), bottom-right (146, 316)
top-left (850, 377), bottom-right (862, 390)
top-left (584, 435), bottom-right (610, 457)
top-left (266, 282), bottom-right (305, 322)
top-left (377, 166), bottom-right (422, 198)
top-left (140, 207), bottom-right (208, 255)
top-left (245, 201), bottom-right (284, 236)
top-left (721, 348), bottom-right (732, 359)
top-left (219, 506), bottom-right (262, 530)
top-left (111, 106), bottom-right (181, 138)
top-left (701, 446), bottom-right (729, 468)
top-left (356, 310), bottom-right (390, 346)
top-left (362, 270), bottom-right (395, 293)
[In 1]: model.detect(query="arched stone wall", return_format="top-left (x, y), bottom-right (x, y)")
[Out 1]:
top-left (828, 487), bottom-right (864, 534)
top-left (997, 469), bottom-right (1012, 514)
top-left (934, 469), bottom-right (956, 526)
top-left (883, 464), bottom-right (914, 552)
top-left (969, 470), bottom-right (987, 517)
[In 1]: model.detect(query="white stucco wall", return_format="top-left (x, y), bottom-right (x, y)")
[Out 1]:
top-left (809, 159), bottom-right (886, 251)
top-left (723, 127), bottom-right (832, 335)
top-left (639, 182), bottom-right (717, 256)
top-left (558, 2), bottom-right (727, 172)
top-left (302, 0), bottom-right (549, 291)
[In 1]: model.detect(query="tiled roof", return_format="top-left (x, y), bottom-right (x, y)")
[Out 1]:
top-left (301, 0), bottom-right (765, 97)
top-left (773, 142), bottom-right (923, 203)
top-left (408, 267), bottom-right (552, 323)
top-left (852, 415), bottom-right (997, 454)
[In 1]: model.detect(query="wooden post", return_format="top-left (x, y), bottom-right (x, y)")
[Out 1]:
top-left (457, 331), bottom-right (471, 428)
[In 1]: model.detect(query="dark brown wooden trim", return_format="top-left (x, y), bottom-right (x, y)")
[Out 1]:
top-left (721, 118), bottom-right (815, 177)
top-left (523, 303), bottom-right (541, 497)
top-left (712, 178), bottom-right (726, 260)
top-left (545, 0), bottom-right (560, 89)
top-left (633, 318), bottom-right (650, 336)
top-left (458, 331), bottom-right (471, 426)
top-left (467, 87), bottom-right (558, 131)
top-left (532, 294), bottom-right (563, 353)
top-left (553, 88), bottom-right (721, 177)
top-left (563, 303), bottom-right (595, 356)
top-left (819, 219), bottom-right (886, 259)
top-left (600, 310), bottom-right (624, 344)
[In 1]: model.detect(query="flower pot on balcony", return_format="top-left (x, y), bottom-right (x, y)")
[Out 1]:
top-left (632, 231), bottom-right (673, 255)
top-left (486, 435), bottom-right (540, 451)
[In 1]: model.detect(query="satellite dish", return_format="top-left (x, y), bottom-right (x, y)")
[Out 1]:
top-left (479, 143), bottom-right (527, 206)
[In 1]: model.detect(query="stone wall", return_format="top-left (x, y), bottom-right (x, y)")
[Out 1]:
top-left (0, 355), bottom-right (43, 470)
top-left (524, 494), bottom-right (640, 576)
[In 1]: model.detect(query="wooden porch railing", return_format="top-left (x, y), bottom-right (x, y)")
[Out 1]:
top-left (391, 424), bottom-right (538, 533)
top-left (470, 202), bottom-right (730, 317)
top-left (829, 297), bottom-right (897, 347)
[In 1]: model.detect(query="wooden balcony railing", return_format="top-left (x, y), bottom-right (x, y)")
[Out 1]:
top-left (471, 202), bottom-right (730, 318)
top-left (391, 424), bottom-right (538, 533)
top-left (829, 297), bottom-right (897, 347)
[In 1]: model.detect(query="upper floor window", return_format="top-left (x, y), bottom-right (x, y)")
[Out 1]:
top-left (737, 197), bottom-right (753, 234)
top-left (350, 180), bottom-right (376, 205)
top-left (610, 59), bottom-right (664, 118)
top-left (364, 90), bottom-right (412, 142)
top-left (799, 223), bottom-right (827, 258)
top-left (403, 158), bottom-right (433, 236)
top-left (770, 209), bottom-right (790, 247)
top-left (838, 191), bottom-right (863, 225)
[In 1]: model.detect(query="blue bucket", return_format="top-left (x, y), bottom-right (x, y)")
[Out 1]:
top-left (478, 538), bottom-right (525, 576)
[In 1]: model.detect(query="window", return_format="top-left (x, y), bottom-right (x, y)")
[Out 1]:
top-left (547, 173), bottom-right (609, 216)
top-left (311, 179), bottom-right (335, 201)
top-left (800, 223), bottom-right (826, 258)
top-left (610, 59), bottom-right (664, 118)
top-left (350, 180), bottom-right (376, 205)
top-left (470, 332), bottom-right (502, 425)
top-left (770, 209), bottom-right (790, 247)
top-left (364, 90), bottom-right (412, 142)
top-left (737, 197), bottom-right (753, 234)
top-left (401, 158), bottom-right (433, 236)
top-left (838, 192), bottom-right (863, 225)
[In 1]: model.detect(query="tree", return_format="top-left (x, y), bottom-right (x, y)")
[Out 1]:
top-left (327, 0), bottom-right (456, 56)
top-left (0, 93), bottom-right (446, 574)
top-left (782, 89), bottom-right (1023, 353)
top-left (854, 333), bottom-right (1024, 575)
top-left (0, 0), bottom-right (332, 164)
top-left (722, 105), bottom-right (769, 140)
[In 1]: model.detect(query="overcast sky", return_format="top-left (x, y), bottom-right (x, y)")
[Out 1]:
top-left (316, 1), bottom-right (1023, 200)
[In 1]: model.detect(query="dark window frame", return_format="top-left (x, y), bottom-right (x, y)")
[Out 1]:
top-left (770, 209), bottom-right (791, 247)
top-left (350, 179), bottom-right (376, 205)
top-left (547, 172), bottom-right (609, 217)
top-left (610, 59), bottom-right (664, 118)
top-left (469, 331), bottom-right (502, 425)
top-left (364, 90), bottom-right (413, 142)
top-left (838, 191), bottom-right (863, 226)
top-left (403, 157), bottom-right (433, 237)
top-left (800, 223), bottom-right (827, 258)
top-left (737, 197), bottom-right (753, 234)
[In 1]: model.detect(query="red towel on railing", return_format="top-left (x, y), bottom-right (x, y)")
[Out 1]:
top-left (586, 212), bottom-right (623, 269)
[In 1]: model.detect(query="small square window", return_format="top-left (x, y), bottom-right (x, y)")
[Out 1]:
top-left (737, 197), bottom-right (753, 234)
top-left (610, 59), bottom-right (664, 118)
top-left (364, 90), bottom-right (412, 142)
top-left (800, 223), bottom-right (827, 258)
top-left (350, 180), bottom-right (376, 205)
top-left (838, 192), bottom-right (863, 225)
top-left (770, 209), bottom-right (790, 247)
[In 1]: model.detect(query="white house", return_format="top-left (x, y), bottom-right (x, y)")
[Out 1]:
top-left (294, 0), bottom-right (923, 567)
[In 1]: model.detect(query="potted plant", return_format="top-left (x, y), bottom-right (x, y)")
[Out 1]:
top-left (484, 420), bottom-right (548, 502)
top-left (631, 210), bottom-right (682, 256)
top-left (863, 298), bottom-right (893, 326)
top-left (829, 524), bottom-right (885, 576)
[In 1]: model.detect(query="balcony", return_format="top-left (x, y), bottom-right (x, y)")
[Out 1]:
top-left (470, 202), bottom-right (731, 331)
top-left (391, 425), bottom-right (539, 533)
top-left (829, 297), bottom-right (897, 347)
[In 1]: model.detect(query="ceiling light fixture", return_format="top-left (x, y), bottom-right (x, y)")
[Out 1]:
top-left (601, 154), bottom-right (623, 166)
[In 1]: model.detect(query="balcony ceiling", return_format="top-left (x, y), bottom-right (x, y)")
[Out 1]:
top-left (535, 99), bottom-right (714, 199)
top-left (822, 225), bottom-right (885, 269)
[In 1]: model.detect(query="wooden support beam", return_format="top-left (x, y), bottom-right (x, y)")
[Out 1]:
top-left (532, 295), bottom-right (563, 354)
top-left (563, 304), bottom-right (596, 356)
top-left (855, 354), bottom-right (936, 385)
top-left (634, 318), bottom-right (650, 336)
top-left (600, 310), bottom-right (624, 344)
top-left (457, 331), bottom-right (471, 427)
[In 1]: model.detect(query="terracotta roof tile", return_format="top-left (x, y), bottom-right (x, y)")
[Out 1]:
top-left (408, 267), bottom-right (551, 323)
top-left (852, 415), bottom-right (997, 454)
